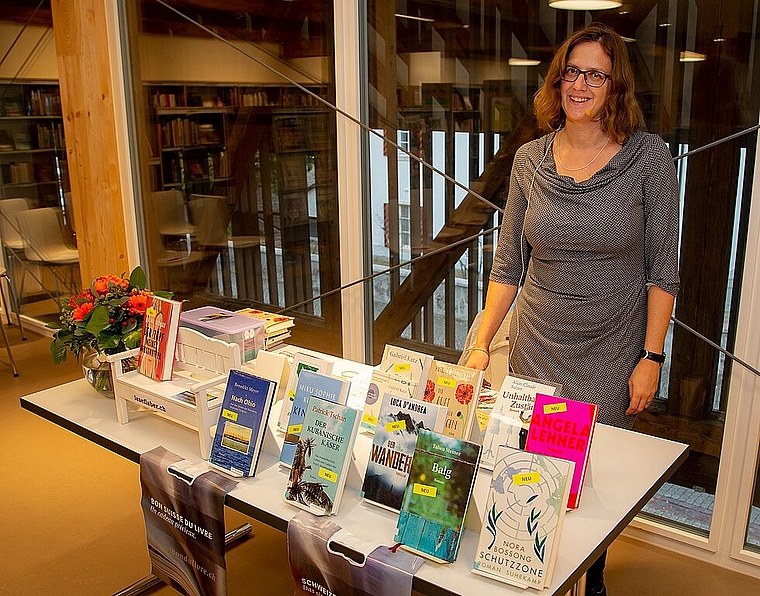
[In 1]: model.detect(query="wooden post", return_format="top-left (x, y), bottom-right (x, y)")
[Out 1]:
top-left (50, 0), bottom-right (130, 283)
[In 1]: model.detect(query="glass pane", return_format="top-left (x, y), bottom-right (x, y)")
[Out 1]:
top-left (123, 0), bottom-right (341, 354)
top-left (746, 449), bottom-right (760, 552)
top-left (367, 1), bottom-right (760, 538)
top-left (0, 6), bottom-right (80, 325)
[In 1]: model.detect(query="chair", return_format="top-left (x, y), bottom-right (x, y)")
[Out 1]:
top-left (153, 189), bottom-right (198, 250)
top-left (0, 263), bottom-right (25, 376)
top-left (0, 198), bottom-right (31, 302)
top-left (15, 207), bottom-right (80, 300)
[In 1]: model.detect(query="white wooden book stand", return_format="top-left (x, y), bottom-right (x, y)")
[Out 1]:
top-left (108, 327), bottom-right (241, 459)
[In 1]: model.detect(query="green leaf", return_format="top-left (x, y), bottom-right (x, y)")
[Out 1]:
top-left (85, 305), bottom-right (112, 337)
top-left (50, 338), bottom-right (69, 364)
top-left (122, 329), bottom-right (142, 349)
top-left (129, 266), bottom-right (146, 290)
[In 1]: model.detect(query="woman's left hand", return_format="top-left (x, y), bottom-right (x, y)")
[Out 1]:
top-left (626, 359), bottom-right (662, 415)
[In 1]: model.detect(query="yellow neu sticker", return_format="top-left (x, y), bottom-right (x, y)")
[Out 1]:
top-left (438, 377), bottom-right (456, 388)
top-left (146, 306), bottom-right (157, 317)
top-left (543, 402), bottom-right (567, 414)
top-left (287, 424), bottom-right (302, 435)
top-left (362, 413), bottom-right (378, 426)
top-left (221, 409), bottom-right (238, 422)
top-left (413, 483), bottom-right (437, 497)
top-left (386, 420), bottom-right (407, 432)
top-left (393, 363), bottom-right (411, 373)
top-left (318, 468), bottom-right (337, 483)
top-left (513, 472), bottom-right (541, 485)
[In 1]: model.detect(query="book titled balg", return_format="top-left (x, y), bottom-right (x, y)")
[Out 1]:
top-left (360, 395), bottom-right (447, 512)
top-left (208, 369), bottom-right (276, 477)
top-left (284, 396), bottom-right (361, 516)
top-left (394, 429), bottom-right (481, 563)
top-left (472, 445), bottom-right (574, 590)
top-left (524, 393), bottom-right (598, 509)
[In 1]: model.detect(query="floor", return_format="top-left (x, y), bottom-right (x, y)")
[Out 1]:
top-left (2, 326), bottom-right (760, 596)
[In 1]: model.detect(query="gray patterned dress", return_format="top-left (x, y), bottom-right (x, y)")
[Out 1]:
top-left (490, 130), bottom-right (680, 429)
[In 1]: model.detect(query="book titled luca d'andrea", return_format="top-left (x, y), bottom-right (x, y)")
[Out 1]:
top-left (394, 429), bottom-right (481, 563)
top-left (360, 394), bottom-right (447, 512)
top-left (471, 445), bottom-right (574, 590)
top-left (524, 393), bottom-right (599, 510)
top-left (283, 396), bottom-right (360, 516)
top-left (208, 370), bottom-right (276, 477)
top-left (138, 295), bottom-right (183, 381)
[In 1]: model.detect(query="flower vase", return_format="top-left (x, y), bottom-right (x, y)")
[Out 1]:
top-left (82, 351), bottom-right (137, 399)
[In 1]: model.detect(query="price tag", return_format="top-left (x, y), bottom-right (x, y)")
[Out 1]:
top-left (221, 408), bottom-right (238, 422)
top-left (393, 363), bottom-right (411, 373)
top-left (513, 472), bottom-right (541, 485)
top-left (386, 420), bottom-right (407, 432)
top-left (412, 483), bottom-right (437, 498)
top-left (438, 377), bottom-right (456, 388)
top-left (318, 468), bottom-right (338, 483)
top-left (543, 402), bottom-right (567, 414)
top-left (362, 413), bottom-right (378, 426)
top-left (287, 424), bottom-right (303, 435)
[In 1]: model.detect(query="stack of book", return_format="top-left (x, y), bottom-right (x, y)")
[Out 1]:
top-left (237, 308), bottom-right (295, 349)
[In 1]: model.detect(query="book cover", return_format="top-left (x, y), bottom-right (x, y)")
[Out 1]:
top-left (277, 352), bottom-right (334, 431)
top-left (248, 349), bottom-right (291, 403)
top-left (379, 344), bottom-right (434, 401)
top-left (480, 375), bottom-right (561, 471)
top-left (280, 370), bottom-right (351, 468)
top-left (284, 396), bottom-right (361, 516)
top-left (394, 429), bottom-right (481, 563)
top-left (138, 295), bottom-right (183, 381)
top-left (236, 307), bottom-right (295, 336)
top-left (208, 370), bottom-right (276, 477)
top-left (360, 395), bottom-right (447, 512)
top-left (361, 369), bottom-right (418, 432)
top-left (525, 394), bottom-right (598, 510)
top-left (472, 445), bottom-right (574, 590)
top-left (421, 360), bottom-right (483, 440)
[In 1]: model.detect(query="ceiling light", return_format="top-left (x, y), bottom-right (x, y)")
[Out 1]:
top-left (621, 36), bottom-right (636, 43)
top-left (680, 51), bottom-right (706, 62)
top-left (395, 13), bottom-right (435, 23)
top-left (549, 1), bottom-right (622, 10)
top-left (509, 58), bottom-right (541, 66)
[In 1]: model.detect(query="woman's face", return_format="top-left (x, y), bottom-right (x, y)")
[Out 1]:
top-left (560, 41), bottom-right (612, 125)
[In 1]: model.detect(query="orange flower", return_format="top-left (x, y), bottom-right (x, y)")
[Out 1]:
top-left (93, 274), bottom-right (129, 295)
top-left (126, 293), bottom-right (150, 315)
top-left (72, 302), bottom-right (95, 321)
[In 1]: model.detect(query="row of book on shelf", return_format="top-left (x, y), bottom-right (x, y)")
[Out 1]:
top-left (132, 297), bottom-right (598, 591)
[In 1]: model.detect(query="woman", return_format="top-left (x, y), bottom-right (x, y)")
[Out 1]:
top-left (465, 23), bottom-right (680, 595)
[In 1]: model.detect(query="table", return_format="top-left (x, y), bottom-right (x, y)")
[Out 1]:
top-left (21, 379), bottom-right (688, 596)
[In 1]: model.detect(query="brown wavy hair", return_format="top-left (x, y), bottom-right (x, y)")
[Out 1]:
top-left (533, 22), bottom-right (645, 144)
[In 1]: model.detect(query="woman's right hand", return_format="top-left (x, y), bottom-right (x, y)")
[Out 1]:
top-left (464, 348), bottom-right (490, 371)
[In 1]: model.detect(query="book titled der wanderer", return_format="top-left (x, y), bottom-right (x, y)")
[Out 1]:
top-left (138, 295), bottom-right (182, 381)
top-left (524, 393), bottom-right (598, 509)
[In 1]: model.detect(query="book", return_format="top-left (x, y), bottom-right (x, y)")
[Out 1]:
top-left (277, 352), bottom-right (334, 431)
top-left (525, 393), bottom-right (599, 510)
top-left (283, 396), bottom-right (361, 515)
top-left (480, 374), bottom-right (562, 471)
top-left (471, 445), bottom-right (574, 590)
top-left (379, 344), bottom-right (434, 401)
top-left (394, 429), bottom-right (481, 563)
top-left (360, 394), bottom-right (447, 512)
top-left (280, 370), bottom-right (351, 468)
top-left (138, 295), bottom-right (183, 381)
top-left (236, 307), bottom-right (295, 336)
top-left (247, 349), bottom-right (290, 403)
top-left (361, 369), bottom-right (418, 432)
top-left (208, 370), bottom-right (276, 477)
top-left (421, 360), bottom-right (483, 440)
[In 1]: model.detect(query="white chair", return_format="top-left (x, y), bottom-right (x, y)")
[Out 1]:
top-left (0, 198), bottom-right (30, 301)
top-left (15, 207), bottom-right (80, 300)
top-left (0, 263), bottom-right (25, 376)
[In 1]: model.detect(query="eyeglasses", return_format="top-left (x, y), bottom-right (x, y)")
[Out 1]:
top-left (561, 66), bottom-right (611, 88)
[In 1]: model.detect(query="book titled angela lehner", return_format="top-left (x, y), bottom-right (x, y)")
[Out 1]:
top-left (472, 445), bottom-right (574, 590)
top-left (208, 370), bottom-right (276, 477)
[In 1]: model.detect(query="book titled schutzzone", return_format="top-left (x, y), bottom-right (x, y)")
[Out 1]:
top-left (524, 393), bottom-right (598, 510)
top-left (284, 396), bottom-right (360, 516)
top-left (360, 395), bottom-right (447, 512)
top-left (472, 445), bottom-right (574, 590)
top-left (394, 429), bottom-right (481, 563)
top-left (208, 370), bottom-right (276, 477)
top-left (138, 295), bottom-right (182, 381)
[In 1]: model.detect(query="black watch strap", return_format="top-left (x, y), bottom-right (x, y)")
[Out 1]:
top-left (640, 349), bottom-right (666, 364)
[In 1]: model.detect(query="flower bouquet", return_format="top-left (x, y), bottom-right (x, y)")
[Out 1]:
top-left (48, 266), bottom-right (172, 394)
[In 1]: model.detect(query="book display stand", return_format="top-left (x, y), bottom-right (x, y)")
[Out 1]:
top-left (108, 327), bottom-right (242, 459)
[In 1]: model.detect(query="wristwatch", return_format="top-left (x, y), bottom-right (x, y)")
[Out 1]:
top-left (639, 349), bottom-right (666, 364)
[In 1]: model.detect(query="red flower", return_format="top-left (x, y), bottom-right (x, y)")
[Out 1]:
top-left (93, 274), bottom-right (129, 295)
top-left (422, 379), bottom-right (436, 402)
top-left (455, 383), bottom-right (474, 405)
top-left (72, 302), bottom-right (95, 321)
top-left (126, 293), bottom-right (150, 315)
